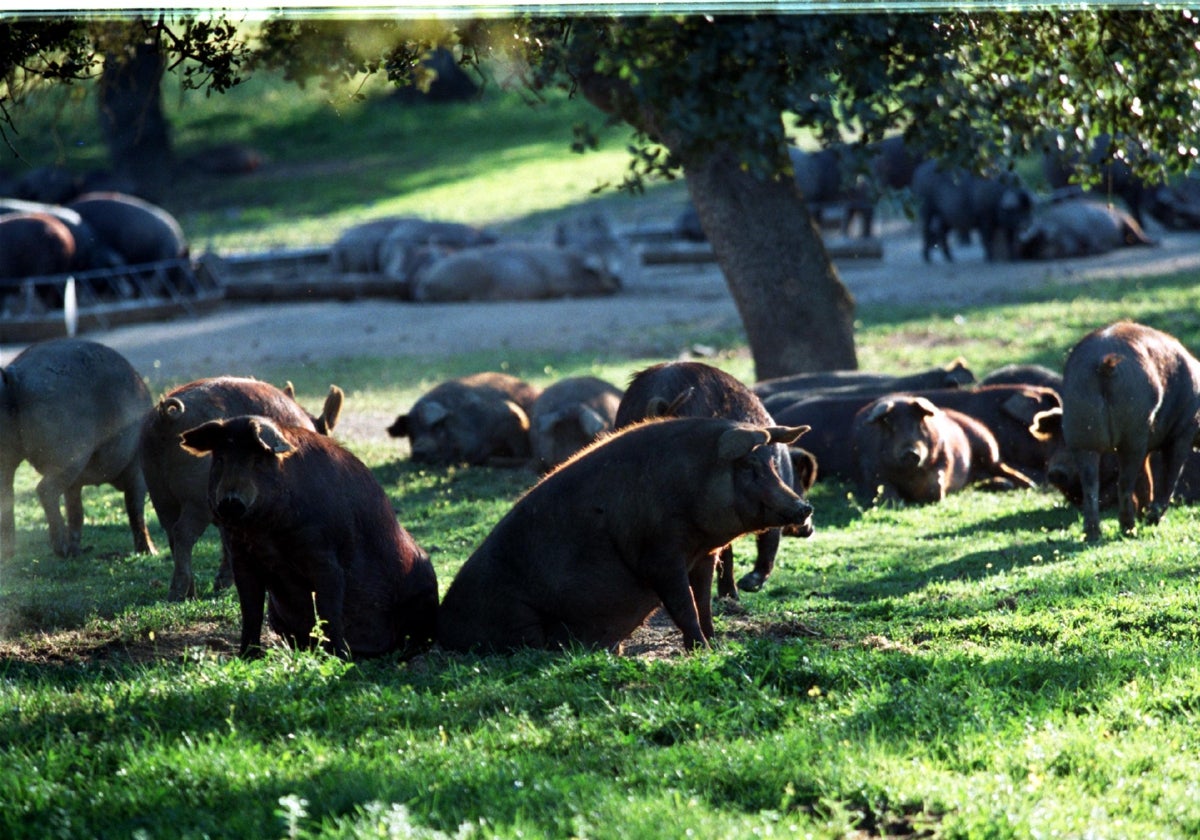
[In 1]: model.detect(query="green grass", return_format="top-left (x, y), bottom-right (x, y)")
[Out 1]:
top-left (3, 68), bottom-right (1200, 839)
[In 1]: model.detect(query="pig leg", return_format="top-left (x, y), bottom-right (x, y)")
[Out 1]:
top-left (231, 549), bottom-right (268, 658)
top-left (0, 461), bottom-right (17, 558)
top-left (1076, 449), bottom-right (1103, 541)
top-left (715, 546), bottom-right (738, 599)
top-left (64, 483), bottom-right (85, 555)
top-left (1115, 446), bottom-right (1150, 535)
top-left (1146, 435), bottom-right (1194, 526)
top-left (738, 529), bottom-right (781, 593)
top-left (688, 556), bottom-right (717, 642)
top-left (166, 504), bottom-right (211, 601)
top-left (648, 560), bottom-right (710, 650)
top-left (35, 462), bottom-right (85, 556)
top-left (114, 464), bottom-right (155, 556)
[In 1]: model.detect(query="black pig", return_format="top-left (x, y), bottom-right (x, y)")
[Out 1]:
top-left (1058, 322), bottom-right (1200, 539)
top-left (853, 395), bottom-right (1037, 504)
top-left (141, 376), bottom-right (344, 600)
top-left (529, 376), bottom-right (623, 472)
top-left (181, 415), bottom-right (437, 659)
top-left (437, 418), bottom-right (812, 654)
top-left (387, 372), bottom-right (541, 466)
top-left (615, 361), bottom-right (812, 596)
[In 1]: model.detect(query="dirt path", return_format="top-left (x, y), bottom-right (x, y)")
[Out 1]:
top-left (5, 215), bottom-right (1200, 431)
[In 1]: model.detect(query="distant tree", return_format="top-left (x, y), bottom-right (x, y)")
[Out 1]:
top-left (509, 11), bottom-right (1200, 377)
top-left (0, 14), bottom-right (248, 199)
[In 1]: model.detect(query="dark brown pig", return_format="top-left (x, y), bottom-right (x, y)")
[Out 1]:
top-left (0, 338), bottom-right (155, 559)
top-left (980, 363), bottom-right (1063, 393)
top-left (67, 191), bottom-right (187, 264)
top-left (436, 418), bottom-right (813, 654)
top-left (915, 384), bottom-right (1062, 484)
top-left (140, 376), bottom-right (344, 601)
top-left (528, 376), bottom-right (623, 472)
top-left (753, 359), bottom-right (974, 400)
top-left (772, 383), bottom-right (1061, 486)
top-left (853, 395), bottom-right (1037, 504)
top-left (615, 361), bottom-right (812, 597)
top-left (181, 415), bottom-right (437, 660)
top-left (386, 372), bottom-right (541, 466)
top-left (1057, 322), bottom-right (1200, 539)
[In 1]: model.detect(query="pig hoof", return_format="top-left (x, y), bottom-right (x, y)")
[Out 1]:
top-left (1083, 526), bottom-right (1102, 542)
top-left (738, 571), bottom-right (765, 592)
top-left (168, 577), bottom-right (196, 602)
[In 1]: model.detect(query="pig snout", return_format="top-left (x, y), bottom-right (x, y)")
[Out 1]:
top-left (787, 500), bottom-right (815, 537)
top-left (892, 438), bottom-right (928, 470)
top-left (215, 494), bottom-right (250, 522)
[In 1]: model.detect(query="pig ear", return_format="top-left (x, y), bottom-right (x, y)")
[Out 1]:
top-left (945, 357), bottom-right (975, 385)
top-left (251, 418), bottom-right (295, 456)
top-left (179, 419), bottom-right (227, 457)
top-left (1030, 407), bottom-right (1063, 441)
top-left (316, 385), bottom-right (345, 435)
top-left (865, 400), bottom-right (894, 424)
top-left (790, 446), bottom-right (819, 491)
top-left (504, 400), bottom-right (531, 432)
top-left (912, 396), bottom-right (939, 417)
top-left (717, 426), bottom-right (770, 461)
top-left (1001, 392), bottom-right (1039, 424)
top-left (415, 399), bottom-right (449, 427)
top-left (577, 405), bottom-right (610, 439)
top-left (283, 381), bottom-right (297, 400)
top-left (767, 424), bottom-right (810, 446)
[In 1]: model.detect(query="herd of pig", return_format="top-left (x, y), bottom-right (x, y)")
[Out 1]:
top-left (3, 319), bottom-right (1199, 659)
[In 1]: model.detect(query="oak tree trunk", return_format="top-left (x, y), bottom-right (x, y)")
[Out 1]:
top-left (98, 39), bottom-right (172, 201)
top-left (685, 148), bottom-right (858, 380)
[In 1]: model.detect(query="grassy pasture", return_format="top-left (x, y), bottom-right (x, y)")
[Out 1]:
top-left (2, 70), bottom-right (1200, 838)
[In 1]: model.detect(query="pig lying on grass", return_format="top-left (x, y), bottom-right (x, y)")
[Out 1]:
top-left (182, 415), bottom-right (437, 660)
top-left (437, 417), bottom-right (813, 654)
top-left (853, 395), bottom-right (1037, 504)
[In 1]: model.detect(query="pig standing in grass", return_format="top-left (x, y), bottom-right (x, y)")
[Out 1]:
top-left (853, 395), bottom-right (1037, 504)
top-left (387, 372), bottom-right (541, 466)
top-left (528, 376), bottom-right (623, 472)
top-left (140, 376), bottom-right (344, 601)
top-left (181, 415), bottom-right (437, 659)
top-left (437, 417), bottom-right (813, 654)
top-left (1, 339), bottom-right (155, 560)
top-left (1058, 321), bottom-right (1200, 540)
